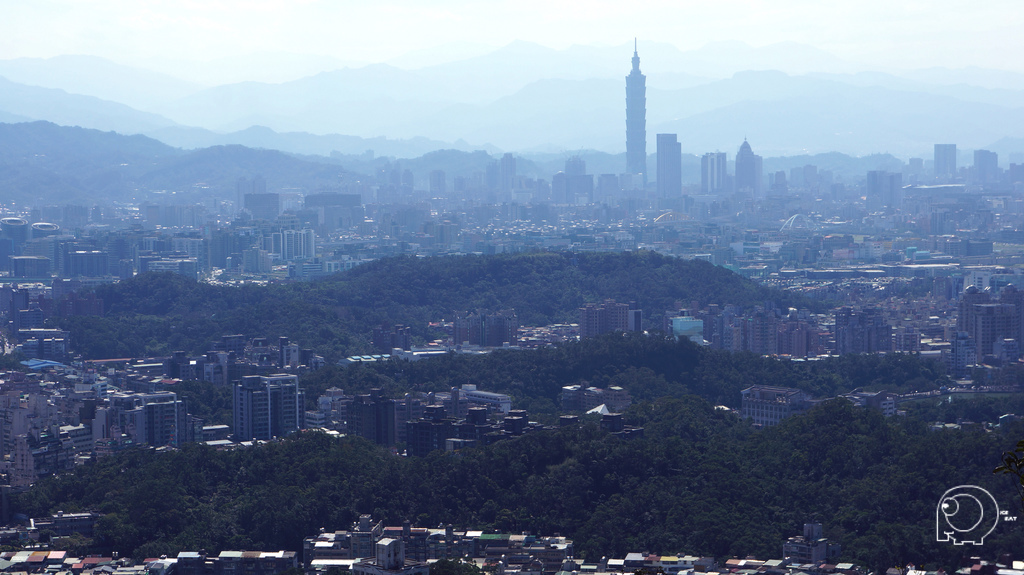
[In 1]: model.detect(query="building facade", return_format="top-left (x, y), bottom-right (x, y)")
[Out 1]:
top-left (233, 374), bottom-right (304, 441)
top-left (625, 42), bottom-right (647, 180)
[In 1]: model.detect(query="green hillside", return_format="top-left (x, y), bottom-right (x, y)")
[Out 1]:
top-left (13, 396), bottom-right (1024, 571)
top-left (58, 251), bottom-right (820, 360)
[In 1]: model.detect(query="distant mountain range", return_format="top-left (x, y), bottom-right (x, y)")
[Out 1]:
top-left (0, 122), bottom-right (352, 205)
top-left (0, 41), bottom-right (1023, 159)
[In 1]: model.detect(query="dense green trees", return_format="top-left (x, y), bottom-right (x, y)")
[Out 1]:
top-left (35, 251), bottom-right (1021, 572)
top-left (295, 334), bottom-right (949, 414)
top-left (56, 251), bottom-right (819, 360)
top-left (14, 396), bottom-right (1024, 572)
top-left (429, 559), bottom-right (484, 575)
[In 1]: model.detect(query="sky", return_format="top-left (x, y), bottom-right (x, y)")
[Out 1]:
top-left (1, 0), bottom-right (1022, 79)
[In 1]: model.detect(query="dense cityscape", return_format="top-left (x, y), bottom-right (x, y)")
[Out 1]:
top-left (2, 15), bottom-right (1024, 575)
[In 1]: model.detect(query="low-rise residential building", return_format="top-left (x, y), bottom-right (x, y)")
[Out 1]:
top-left (740, 385), bottom-right (813, 427)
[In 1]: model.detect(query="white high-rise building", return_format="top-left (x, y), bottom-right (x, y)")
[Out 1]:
top-left (279, 228), bottom-right (316, 261)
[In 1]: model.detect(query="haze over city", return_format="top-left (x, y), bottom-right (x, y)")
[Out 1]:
top-left (2, 0), bottom-right (1024, 156)
top-left (2, 1), bottom-right (1024, 573)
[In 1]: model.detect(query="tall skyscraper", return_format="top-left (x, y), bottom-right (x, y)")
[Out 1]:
top-left (934, 144), bottom-right (957, 178)
top-left (500, 153), bottom-right (516, 192)
top-left (625, 40), bottom-right (647, 181)
top-left (734, 139), bottom-right (763, 196)
top-left (974, 149), bottom-right (999, 184)
top-left (866, 171), bottom-right (903, 210)
top-left (701, 152), bottom-right (727, 194)
top-left (656, 134), bottom-right (682, 198)
top-left (429, 170), bottom-right (446, 195)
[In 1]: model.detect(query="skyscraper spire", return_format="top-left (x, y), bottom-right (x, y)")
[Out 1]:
top-left (625, 41), bottom-right (647, 180)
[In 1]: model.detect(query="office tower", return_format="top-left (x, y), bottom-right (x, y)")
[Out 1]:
top-left (236, 176), bottom-right (267, 211)
top-left (866, 171), bottom-right (903, 210)
top-left (565, 156), bottom-right (586, 176)
top-left (700, 152), bottom-right (727, 194)
top-left (803, 165), bottom-right (818, 190)
top-left (1011, 163), bottom-right (1024, 184)
top-left (563, 156), bottom-right (593, 204)
top-left (64, 250), bottom-right (109, 277)
top-left (596, 174), bottom-right (620, 203)
top-left (974, 149), bottom-right (999, 184)
top-left (734, 139), bottom-right (763, 196)
top-left (429, 170), bottom-right (446, 195)
top-left (551, 172), bottom-right (569, 204)
top-left (233, 374), bottom-right (304, 441)
top-left (934, 144), bottom-right (957, 178)
top-left (486, 161), bottom-right (500, 191)
top-left (244, 193), bottom-right (280, 221)
top-left (500, 153), bottom-right (516, 192)
top-left (906, 157), bottom-right (924, 183)
top-left (568, 175), bottom-right (594, 205)
top-left (656, 134), bottom-right (682, 198)
top-left (348, 388), bottom-right (397, 446)
top-left (625, 40), bottom-right (647, 180)
top-left (770, 171), bottom-right (788, 194)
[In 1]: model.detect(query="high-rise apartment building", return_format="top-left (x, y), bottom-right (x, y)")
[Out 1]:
top-left (834, 307), bottom-right (892, 354)
top-left (348, 388), bottom-right (397, 446)
top-left (428, 170), bottom-right (446, 195)
top-left (656, 134), bottom-right (682, 198)
top-left (107, 391), bottom-right (190, 447)
top-left (957, 285), bottom-right (1024, 361)
top-left (866, 171), bottom-right (903, 210)
top-left (934, 144), bottom-right (957, 178)
top-left (453, 310), bottom-right (519, 347)
top-left (233, 374), bottom-right (304, 441)
top-left (700, 152), bottom-right (727, 194)
top-left (580, 300), bottom-right (641, 338)
top-left (277, 228), bottom-right (315, 261)
top-left (625, 41), bottom-right (647, 181)
top-left (236, 176), bottom-right (267, 210)
top-left (974, 149), bottom-right (999, 184)
top-left (564, 156), bottom-right (593, 205)
top-left (499, 153), bottom-right (516, 192)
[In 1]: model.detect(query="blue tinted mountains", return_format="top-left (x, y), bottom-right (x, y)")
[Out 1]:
top-left (1, 41), bottom-right (1024, 157)
top-left (0, 122), bottom-right (352, 204)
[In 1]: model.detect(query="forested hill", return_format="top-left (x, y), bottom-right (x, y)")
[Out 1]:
top-left (0, 121), bottom-right (351, 204)
top-left (59, 251), bottom-right (817, 360)
top-left (13, 398), bottom-right (1024, 571)
top-left (296, 334), bottom-right (951, 415)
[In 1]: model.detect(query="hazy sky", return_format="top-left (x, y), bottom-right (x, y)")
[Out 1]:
top-left (2, 0), bottom-right (1021, 75)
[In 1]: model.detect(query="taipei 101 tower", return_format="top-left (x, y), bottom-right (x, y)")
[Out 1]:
top-left (625, 39), bottom-right (647, 182)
